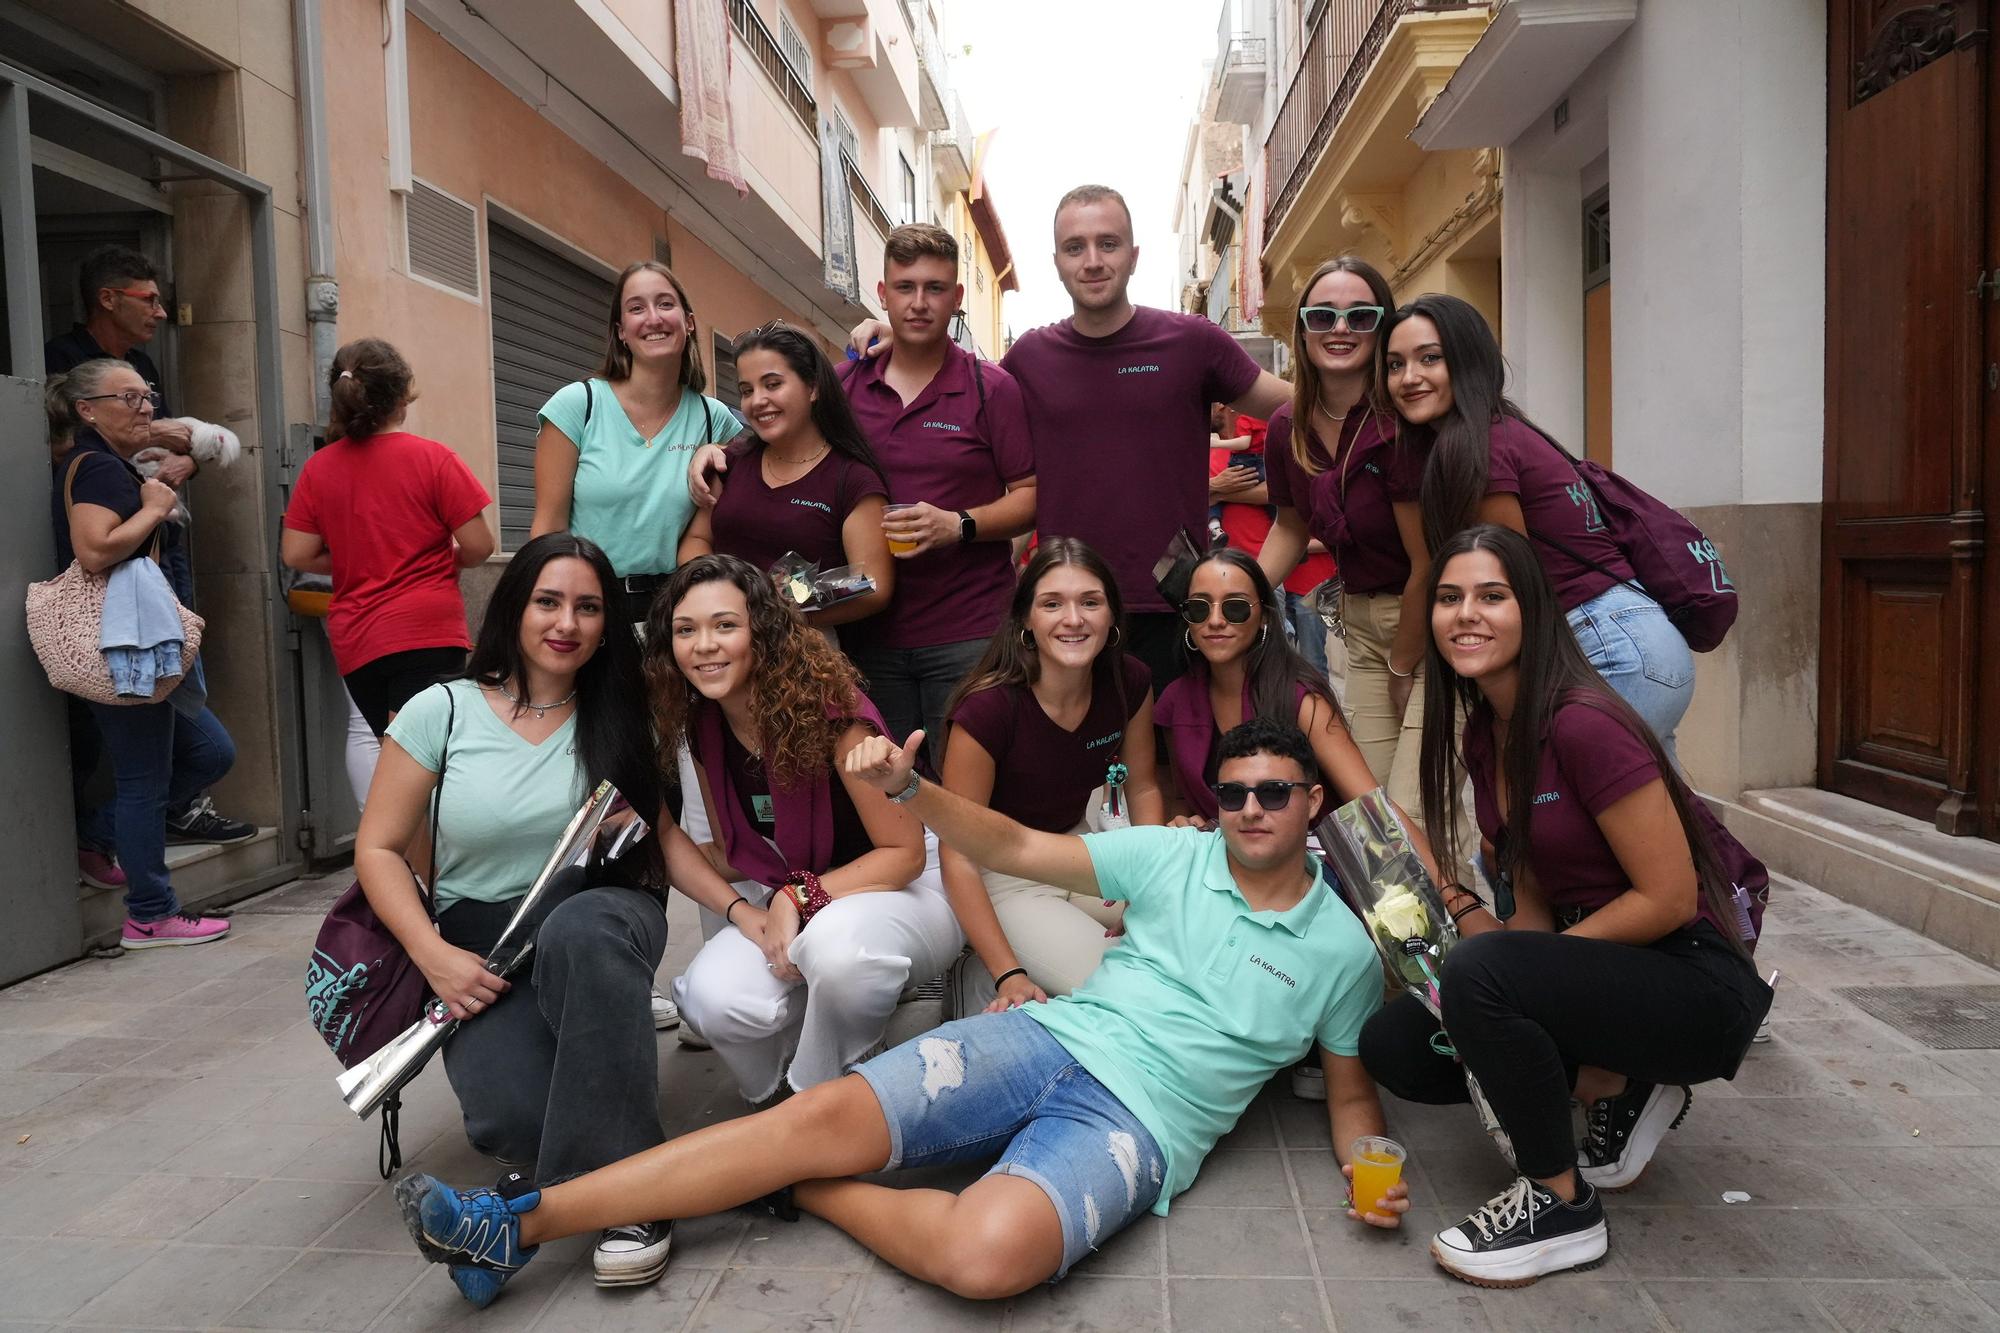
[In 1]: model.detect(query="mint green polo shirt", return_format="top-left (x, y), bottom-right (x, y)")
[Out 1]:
top-left (1023, 824), bottom-right (1382, 1214)
top-left (538, 380), bottom-right (737, 578)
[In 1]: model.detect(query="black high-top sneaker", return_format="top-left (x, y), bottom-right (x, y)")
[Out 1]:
top-left (1431, 1177), bottom-right (1609, 1288)
top-left (1579, 1081), bottom-right (1691, 1191)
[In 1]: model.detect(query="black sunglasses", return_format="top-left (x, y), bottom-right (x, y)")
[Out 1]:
top-left (1181, 595), bottom-right (1256, 626)
top-left (1212, 780), bottom-right (1311, 812)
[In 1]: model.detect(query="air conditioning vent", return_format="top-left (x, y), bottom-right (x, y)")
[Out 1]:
top-left (406, 180), bottom-right (480, 297)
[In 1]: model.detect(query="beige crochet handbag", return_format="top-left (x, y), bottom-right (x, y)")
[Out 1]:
top-left (25, 454), bottom-right (203, 706)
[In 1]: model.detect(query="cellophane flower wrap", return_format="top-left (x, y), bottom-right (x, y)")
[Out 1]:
top-left (1314, 788), bottom-right (1517, 1166)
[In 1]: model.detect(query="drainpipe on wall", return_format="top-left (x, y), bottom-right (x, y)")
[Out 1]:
top-left (295, 0), bottom-right (338, 430)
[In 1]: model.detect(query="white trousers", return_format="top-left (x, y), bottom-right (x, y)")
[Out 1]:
top-left (673, 832), bottom-right (964, 1100)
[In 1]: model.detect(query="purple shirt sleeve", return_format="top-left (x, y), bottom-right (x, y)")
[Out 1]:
top-left (1483, 421), bottom-right (1525, 497)
top-left (1265, 406), bottom-right (1297, 511)
top-left (949, 684), bottom-right (1013, 763)
top-left (983, 371), bottom-right (1036, 482)
top-left (1550, 702), bottom-right (1662, 816)
top-left (1201, 316), bottom-right (1265, 406)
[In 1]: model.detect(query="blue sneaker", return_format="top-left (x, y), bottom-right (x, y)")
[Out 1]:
top-left (450, 1264), bottom-right (513, 1308)
top-left (394, 1173), bottom-right (542, 1274)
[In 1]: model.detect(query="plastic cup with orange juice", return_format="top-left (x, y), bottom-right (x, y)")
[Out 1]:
top-left (1349, 1135), bottom-right (1406, 1216)
top-left (884, 502), bottom-right (920, 555)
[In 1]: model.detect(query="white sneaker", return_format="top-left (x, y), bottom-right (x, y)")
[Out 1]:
top-left (593, 1220), bottom-right (671, 1287)
top-left (1290, 1062), bottom-right (1326, 1101)
top-left (650, 986), bottom-right (681, 1031)
top-left (1752, 1015), bottom-right (1772, 1043)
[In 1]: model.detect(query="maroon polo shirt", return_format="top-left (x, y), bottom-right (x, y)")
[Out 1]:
top-left (948, 653), bottom-right (1152, 833)
top-left (1265, 402), bottom-right (1409, 597)
top-left (1001, 307), bottom-right (1264, 613)
top-left (708, 440), bottom-right (888, 574)
top-left (839, 346), bottom-right (1036, 650)
top-left (1462, 694), bottom-right (1741, 938)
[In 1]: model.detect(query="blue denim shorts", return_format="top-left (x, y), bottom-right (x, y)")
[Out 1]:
top-left (856, 1009), bottom-right (1164, 1279)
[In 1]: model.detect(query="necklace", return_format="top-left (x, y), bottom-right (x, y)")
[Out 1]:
top-left (1314, 389), bottom-right (1350, 424)
top-left (496, 681), bottom-right (576, 720)
top-left (766, 442), bottom-right (829, 482)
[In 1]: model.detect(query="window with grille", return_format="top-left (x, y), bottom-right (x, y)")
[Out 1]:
top-left (834, 107), bottom-right (858, 159)
top-left (711, 330), bottom-right (740, 409)
top-left (899, 153), bottom-right (917, 225)
top-left (779, 13), bottom-right (813, 86)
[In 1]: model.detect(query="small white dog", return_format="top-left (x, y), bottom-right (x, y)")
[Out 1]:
top-left (132, 417), bottom-right (241, 524)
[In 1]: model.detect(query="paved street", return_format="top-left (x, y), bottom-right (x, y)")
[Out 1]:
top-left (3, 869), bottom-right (1999, 1332)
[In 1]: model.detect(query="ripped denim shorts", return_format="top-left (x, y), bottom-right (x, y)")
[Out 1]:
top-left (855, 1008), bottom-right (1165, 1279)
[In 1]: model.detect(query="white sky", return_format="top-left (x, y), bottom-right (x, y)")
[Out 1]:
top-left (944, 0), bottom-right (1223, 337)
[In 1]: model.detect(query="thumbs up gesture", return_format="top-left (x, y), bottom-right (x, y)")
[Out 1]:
top-left (844, 728), bottom-right (924, 796)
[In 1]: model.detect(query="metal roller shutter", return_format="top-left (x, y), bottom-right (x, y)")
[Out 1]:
top-left (487, 222), bottom-right (614, 550)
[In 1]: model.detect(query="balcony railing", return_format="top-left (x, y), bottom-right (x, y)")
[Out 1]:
top-left (844, 150), bottom-right (896, 239)
top-left (727, 0), bottom-right (816, 136)
top-left (1263, 0), bottom-right (1481, 235)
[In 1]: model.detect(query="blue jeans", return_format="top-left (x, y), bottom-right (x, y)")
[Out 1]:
top-left (1565, 583), bottom-right (1696, 756)
top-left (1281, 585), bottom-right (1331, 678)
top-left (847, 637), bottom-right (990, 771)
top-left (86, 698), bottom-right (236, 921)
top-left (857, 1009), bottom-right (1165, 1280)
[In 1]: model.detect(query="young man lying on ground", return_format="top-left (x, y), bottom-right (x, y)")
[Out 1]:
top-left (394, 717), bottom-right (1408, 1305)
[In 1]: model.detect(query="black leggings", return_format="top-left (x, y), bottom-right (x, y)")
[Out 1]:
top-left (344, 646), bottom-right (467, 736)
top-left (1359, 922), bottom-right (1771, 1180)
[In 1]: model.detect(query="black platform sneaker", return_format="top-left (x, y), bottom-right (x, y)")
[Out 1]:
top-left (1431, 1177), bottom-right (1609, 1288)
top-left (1578, 1081), bottom-right (1691, 1191)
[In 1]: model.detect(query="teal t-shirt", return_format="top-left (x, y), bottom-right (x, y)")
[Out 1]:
top-left (1024, 825), bottom-right (1382, 1214)
top-left (538, 379), bottom-right (737, 578)
top-left (386, 680), bottom-right (587, 914)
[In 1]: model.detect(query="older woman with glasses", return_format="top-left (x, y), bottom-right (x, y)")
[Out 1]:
top-left (45, 359), bottom-right (236, 948)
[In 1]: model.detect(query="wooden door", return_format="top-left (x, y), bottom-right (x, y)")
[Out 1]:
top-left (1820, 0), bottom-right (1994, 834)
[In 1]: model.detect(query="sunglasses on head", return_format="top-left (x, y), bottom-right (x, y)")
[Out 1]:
top-left (1298, 304), bottom-right (1384, 334)
top-left (1180, 595), bottom-right (1256, 625)
top-left (1212, 780), bottom-right (1312, 812)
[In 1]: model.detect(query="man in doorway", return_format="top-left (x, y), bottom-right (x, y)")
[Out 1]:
top-left (828, 186), bottom-right (1293, 688)
top-left (47, 245), bottom-right (256, 859)
top-left (394, 717), bottom-right (1405, 1306)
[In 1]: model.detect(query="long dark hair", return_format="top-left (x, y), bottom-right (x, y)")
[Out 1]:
top-left (1182, 546), bottom-right (1340, 730)
top-left (1418, 525), bottom-right (1747, 955)
top-left (730, 323), bottom-right (888, 483)
top-left (465, 533), bottom-right (659, 821)
top-left (642, 553), bottom-right (864, 787)
top-left (1287, 254), bottom-right (1395, 476)
top-left (1380, 293), bottom-right (1553, 555)
top-left (943, 537), bottom-right (1132, 736)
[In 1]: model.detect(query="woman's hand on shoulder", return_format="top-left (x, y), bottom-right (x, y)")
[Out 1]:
top-left (687, 443), bottom-right (730, 508)
top-left (1167, 813), bottom-right (1213, 831)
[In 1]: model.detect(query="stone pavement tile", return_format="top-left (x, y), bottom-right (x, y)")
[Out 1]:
top-left (1274, 1094), bottom-right (1345, 1152)
top-left (1684, 1094), bottom-right (1905, 1149)
top-left (1766, 1018), bottom-right (1924, 1058)
top-left (40, 1117), bottom-right (209, 1174)
top-left (1404, 1143), bottom-right (1519, 1211)
top-left (635, 1210), bottom-right (746, 1272)
top-left (1320, 1279), bottom-right (1493, 1332)
top-left (250, 1029), bottom-right (354, 1080)
top-left (193, 1005), bottom-right (318, 1047)
top-left (56, 1171), bottom-right (252, 1239)
top-left (1180, 1148), bottom-right (1293, 1206)
top-left (1305, 1207), bottom-right (1465, 1282)
top-left (1752, 1208), bottom-right (1952, 1280)
top-left (1810, 1145), bottom-right (2000, 1206)
top-left (74, 1241), bottom-right (301, 1327)
top-left (1853, 1092), bottom-right (2000, 1147)
top-left (1170, 1276), bottom-right (1332, 1331)
top-left (0, 998), bottom-right (127, 1036)
top-left (731, 1210), bottom-right (873, 1270)
top-left (375, 1255), bottom-right (572, 1332)
top-left (1805, 1280), bottom-right (2000, 1333)
top-left (0, 1169), bottom-right (134, 1238)
top-left (235, 1077), bottom-right (374, 1128)
top-left (1216, 1098), bottom-right (1279, 1149)
top-left (157, 1119), bottom-right (338, 1178)
top-left (1290, 1148), bottom-right (1437, 1209)
top-left (0, 1236), bottom-right (159, 1321)
top-left (20, 1035), bottom-right (164, 1075)
top-left (1818, 1052), bottom-right (1985, 1099)
top-left (529, 1265), bottom-right (716, 1332)
top-left (0, 1072), bottom-right (89, 1117)
top-left (125, 1075), bottom-right (282, 1123)
top-left (225, 1248), bottom-right (428, 1330)
top-left (1718, 1047), bottom-right (1857, 1099)
top-left (1756, 985), bottom-right (1853, 1026)
top-left (846, 1268), bottom-right (1006, 1332)
top-left (1642, 1280), bottom-right (1837, 1331)
top-left (1006, 1274), bottom-right (1167, 1332)
top-left (0, 1033), bottom-right (68, 1069)
top-left (1475, 1280), bottom-right (1663, 1332)
top-left (1166, 1205), bottom-right (1316, 1277)
top-left (1378, 1093), bottom-right (1489, 1150)
top-left (136, 1034), bottom-right (270, 1079)
top-left (682, 1267), bottom-right (863, 1331)
top-left (181, 1178), bottom-right (376, 1247)
top-left (1881, 1209), bottom-right (2000, 1281)
top-left (1069, 1211), bottom-right (1163, 1278)
top-left (271, 1126), bottom-right (405, 1183)
top-left (1673, 1146), bottom-right (1864, 1207)
top-left (1602, 1207), bottom-right (1783, 1279)
top-left (310, 1183), bottom-right (415, 1254)
top-left (1976, 1283), bottom-right (2000, 1319)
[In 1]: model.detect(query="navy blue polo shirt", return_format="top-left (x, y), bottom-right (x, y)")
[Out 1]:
top-left (51, 431), bottom-right (178, 570)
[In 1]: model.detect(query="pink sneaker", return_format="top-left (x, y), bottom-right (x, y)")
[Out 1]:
top-left (78, 848), bottom-right (127, 892)
top-left (121, 911), bottom-right (230, 949)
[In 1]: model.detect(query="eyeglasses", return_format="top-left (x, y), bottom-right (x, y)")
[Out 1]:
top-left (1298, 304), bottom-right (1384, 334)
top-left (1212, 780), bottom-right (1312, 812)
top-left (109, 286), bottom-right (166, 312)
top-left (79, 388), bottom-right (162, 412)
top-left (1180, 595), bottom-right (1256, 625)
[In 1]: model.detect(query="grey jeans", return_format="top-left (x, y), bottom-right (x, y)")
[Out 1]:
top-left (848, 636), bottom-right (990, 770)
top-left (437, 878), bottom-right (667, 1185)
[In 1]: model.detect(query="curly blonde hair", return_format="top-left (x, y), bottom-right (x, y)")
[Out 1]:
top-left (643, 555), bottom-right (866, 788)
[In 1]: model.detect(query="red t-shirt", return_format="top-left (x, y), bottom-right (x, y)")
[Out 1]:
top-left (282, 431), bottom-right (491, 675)
top-left (1002, 307), bottom-right (1263, 613)
top-left (1213, 410), bottom-right (1336, 595)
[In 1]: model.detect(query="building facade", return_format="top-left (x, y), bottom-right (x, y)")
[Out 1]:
top-left (0, 0), bottom-right (1009, 980)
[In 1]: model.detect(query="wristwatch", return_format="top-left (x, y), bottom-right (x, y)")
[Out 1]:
top-left (957, 509), bottom-right (976, 544)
